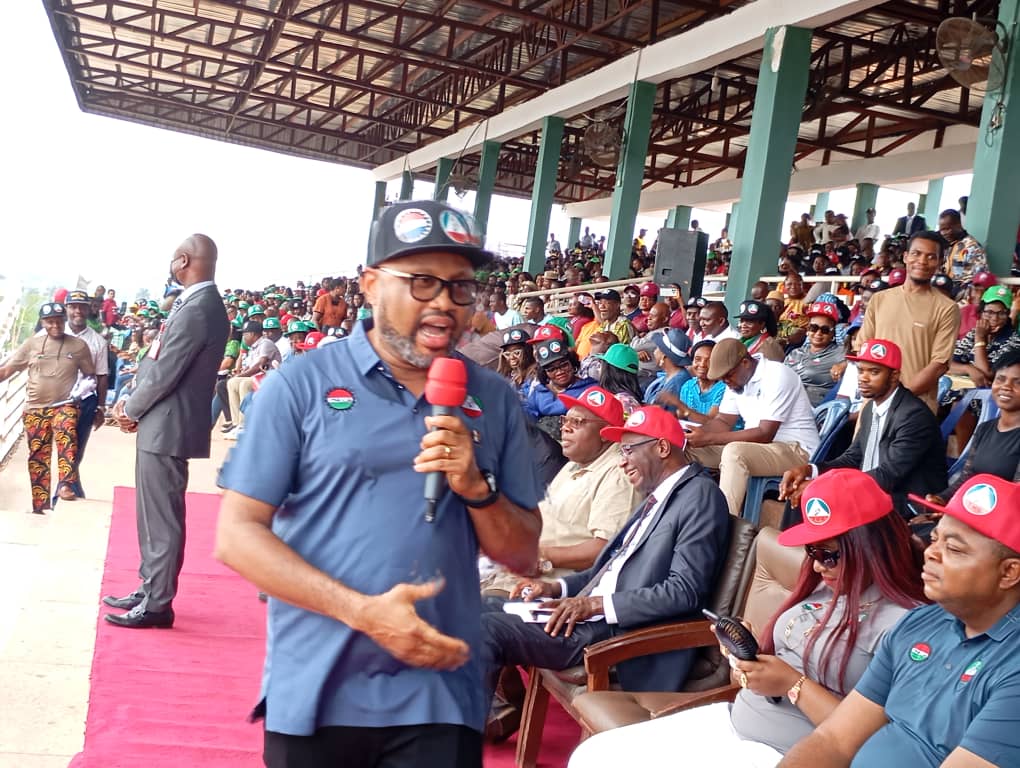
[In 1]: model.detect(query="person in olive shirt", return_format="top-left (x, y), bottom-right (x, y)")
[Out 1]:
top-left (0, 302), bottom-right (95, 513)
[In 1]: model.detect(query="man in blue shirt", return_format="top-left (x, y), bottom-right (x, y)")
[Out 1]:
top-left (216, 200), bottom-right (542, 768)
top-left (779, 474), bottom-right (1020, 768)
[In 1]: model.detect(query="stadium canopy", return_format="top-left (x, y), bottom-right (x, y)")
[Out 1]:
top-left (44, 0), bottom-right (989, 206)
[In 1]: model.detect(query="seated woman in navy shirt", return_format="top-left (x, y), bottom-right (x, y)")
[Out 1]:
top-left (524, 333), bottom-right (595, 441)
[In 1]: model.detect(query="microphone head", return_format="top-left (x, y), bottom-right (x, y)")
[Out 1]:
top-left (425, 357), bottom-right (468, 407)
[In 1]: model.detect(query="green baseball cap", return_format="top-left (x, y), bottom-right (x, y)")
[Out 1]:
top-left (147, 300), bottom-right (160, 308)
top-left (238, 301), bottom-right (250, 310)
top-left (544, 317), bottom-right (575, 347)
top-left (594, 343), bottom-right (640, 374)
top-left (285, 320), bottom-right (306, 335)
top-left (231, 315), bottom-right (245, 329)
top-left (982, 285), bottom-right (1012, 307)
top-left (262, 317), bottom-right (281, 330)
top-left (247, 304), bottom-right (266, 317)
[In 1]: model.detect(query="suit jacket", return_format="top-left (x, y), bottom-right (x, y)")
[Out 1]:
top-left (126, 284), bottom-right (229, 459)
top-left (893, 214), bottom-right (927, 236)
top-left (562, 465), bottom-right (730, 692)
top-left (820, 387), bottom-right (946, 514)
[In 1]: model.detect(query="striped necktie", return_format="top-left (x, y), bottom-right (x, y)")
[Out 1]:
top-left (577, 493), bottom-right (658, 597)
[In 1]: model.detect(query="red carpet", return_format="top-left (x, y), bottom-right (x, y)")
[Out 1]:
top-left (72, 486), bottom-right (579, 767)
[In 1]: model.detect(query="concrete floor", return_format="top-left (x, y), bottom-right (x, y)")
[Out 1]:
top-left (0, 423), bottom-right (230, 767)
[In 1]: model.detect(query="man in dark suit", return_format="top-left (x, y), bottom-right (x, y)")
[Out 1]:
top-left (892, 201), bottom-right (927, 236)
top-left (479, 405), bottom-right (730, 704)
top-left (780, 338), bottom-right (946, 517)
top-left (104, 234), bottom-right (228, 628)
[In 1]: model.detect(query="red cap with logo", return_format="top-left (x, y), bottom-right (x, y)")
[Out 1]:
top-left (639, 282), bottom-right (660, 297)
top-left (887, 268), bottom-right (906, 287)
top-left (807, 301), bottom-right (839, 322)
top-left (908, 475), bottom-right (1020, 553)
top-left (559, 386), bottom-right (625, 427)
top-left (297, 331), bottom-right (326, 350)
top-left (972, 271), bottom-right (998, 288)
top-left (527, 324), bottom-right (566, 345)
top-left (778, 469), bottom-right (894, 546)
top-left (600, 405), bottom-right (687, 451)
top-left (847, 338), bottom-right (902, 371)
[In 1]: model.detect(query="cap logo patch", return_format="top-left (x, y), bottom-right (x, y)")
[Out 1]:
top-left (748, 304), bottom-right (758, 314)
top-left (586, 390), bottom-right (606, 407)
top-left (439, 210), bottom-right (477, 245)
top-left (626, 410), bottom-right (646, 426)
top-left (870, 343), bottom-right (887, 359)
top-left (393, 208), bottom-right (433, 243)
top-left (909, 642), bottom-right (931, 662)
top-left (538, 346), bottom-right (550, 359)
top-left (549, 341), bottom-right (562, 353)
top-left (805, 497), bottom-right (832, 526)
top-left (962, 483), bottom-right (997, 516)
top-left (325, 387), bottom-right (355, 411)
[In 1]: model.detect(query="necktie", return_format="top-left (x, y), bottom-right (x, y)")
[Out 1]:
top-left (577, 494), bottom-right (658, 597)
top-left (168, 296), bottom-right (184, 318)
top-left (862, 407), bottom-right (883, 472)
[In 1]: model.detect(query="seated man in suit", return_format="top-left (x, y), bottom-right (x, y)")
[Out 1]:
top-left (479, 406), bottom-right (730, 717)
top-left (779, 339), bottom-right (947, 519)
top-left (480, 386), bottom-right (640, 595)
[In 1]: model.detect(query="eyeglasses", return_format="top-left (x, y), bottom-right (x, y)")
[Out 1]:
top-left (373, 266), bottom-right (478, 306)
top-left (543, 358), bottom-right (573, 373)
top-left (804, 545), bottom-right (840, 569)
top-left (807, 323), bottom-right (835, 335)
top-left (982, 309), bottom-right (1009, 318)
top-left (559, 414), bottom-right (604, 431)
top-left (619, 437), bottom-right (660, 457)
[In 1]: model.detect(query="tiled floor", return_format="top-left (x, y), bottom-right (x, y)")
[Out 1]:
top-left (0, 426), bottom-right (230, 767)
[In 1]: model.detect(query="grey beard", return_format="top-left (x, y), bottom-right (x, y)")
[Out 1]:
top-left (375, 302), bottom-right (460, 369)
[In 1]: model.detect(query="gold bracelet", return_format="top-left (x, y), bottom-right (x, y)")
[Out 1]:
top-left (973, 341), bottom-right (987, 348)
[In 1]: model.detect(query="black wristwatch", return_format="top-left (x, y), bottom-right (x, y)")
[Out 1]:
top-left (458, 470), bottom-right (499, 508)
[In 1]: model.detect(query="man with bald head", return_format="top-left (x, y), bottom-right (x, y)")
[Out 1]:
top-left (105, 234), bottom-right (229, 628)
top-left (631, 301), bottom-right (672, 388)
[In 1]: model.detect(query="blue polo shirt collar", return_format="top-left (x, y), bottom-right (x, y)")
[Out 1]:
top-left (982, 601), bottom-right (1020, 642)
top-left (347, 320), bottom-right (383, 376)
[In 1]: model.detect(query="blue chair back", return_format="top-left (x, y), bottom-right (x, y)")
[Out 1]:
top-left (941, 388), bottom-right (995, 441)
top-left (947, 391), bottom-right (1000, 474)
top-left (937, 375), bottom-right (952, 406)
top-left (811, 399), bottom-right (851, 463)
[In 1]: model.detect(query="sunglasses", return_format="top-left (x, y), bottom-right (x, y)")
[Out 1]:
top-left (559, 414), bottom-right (604, 431)
top-left (619, 437), bottom-right (660, 457)
top-left (804, 545), bottom-right (840, 569)
top-left (807, 323), bottom-right (835, 335)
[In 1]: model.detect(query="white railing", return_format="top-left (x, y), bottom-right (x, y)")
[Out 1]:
top-left (0, 279), bottom-right (26, 468)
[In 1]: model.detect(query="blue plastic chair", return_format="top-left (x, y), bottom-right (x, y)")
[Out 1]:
top-left (940, 388), bottom-right (994, 442)
top-left (937, 375), bottom-right (952, 406)
top-left (947, 390), bottom-right (999, 475)
top-left (740, 399), bottom-right (851, 525)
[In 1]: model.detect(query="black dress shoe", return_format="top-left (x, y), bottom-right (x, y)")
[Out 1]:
top-left (102, 592), bottom-right (144, 610)
top-left (104, 606), bottom-right (174, 629)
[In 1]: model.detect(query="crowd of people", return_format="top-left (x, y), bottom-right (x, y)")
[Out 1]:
top-left (3, 195), bottom-right (1020, 767)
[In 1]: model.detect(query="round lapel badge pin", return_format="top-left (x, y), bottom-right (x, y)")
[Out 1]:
top-left (325, 388), bottom-right (355, 411)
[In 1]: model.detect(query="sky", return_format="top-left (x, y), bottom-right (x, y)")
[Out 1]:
top-left (0, 4), bottom-right (973, 302)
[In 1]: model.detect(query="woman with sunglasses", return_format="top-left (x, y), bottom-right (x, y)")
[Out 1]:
top-left (784, 301), bottom-right (846, 406)
top-left (569, 469), bottom-right (925, 768)
top-left (496, 327), bottom-right (538, 397)
top-left (525, 334), bottom-right (596, 441)
top-left (950, 284), bottom-right (1020, 388)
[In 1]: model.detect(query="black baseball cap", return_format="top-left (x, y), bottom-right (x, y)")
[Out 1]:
top-left (593, 289), bottom-right (621, 302)
top-left (39, 302), bottom-right (66, 319)
top-left (66, 290), bottom-right (91, 305)
top-left (737, 300), bottom-right (770, 320)
top-left (685, 296), bottom-right (708, 309)
top-left (242, 320), bottom-right (263, 334)
top-left (367, 200), bottom-right (492, 268)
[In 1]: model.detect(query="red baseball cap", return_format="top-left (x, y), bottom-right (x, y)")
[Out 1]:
top-left (600, 406), bottom-right (687, 451)
top-left (887, 268), bottom-right (906, 287)
top-left (559, 386), bottom-right (625, 428)
top-left (639, 282), bottom-right (660, 297)
top-left (779, 469), bottom-right (894, 546)
top-left (847, 338), bottom-right (902, 371)
top-left (972, 271), bottom-right (998, 288)
top-left (527, 325), bottom-right (565, 345)
top-left (297, 331), bottom-right (326, 350)
top-left (807, 301), bottom-right (839, 322)
top-left (908, 475), bottom-right (1020, 553)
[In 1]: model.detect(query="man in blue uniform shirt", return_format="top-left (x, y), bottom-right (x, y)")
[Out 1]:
top-left (779, 474), bottom-right (1020, 768)
top-left (216, 200), bottom-right (542, 768)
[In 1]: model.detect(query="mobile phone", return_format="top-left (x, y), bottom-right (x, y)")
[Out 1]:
top-left (702, 608), bottom-right (720, 623)
top-left (659, 286), bottom-right (678, 297)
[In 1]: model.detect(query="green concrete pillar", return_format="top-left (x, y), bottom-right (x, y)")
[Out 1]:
top-left (399, 170), bottom-right (414, 200)
top-left (814, 192), bottom-right (830, 221)
top-left (727, 26), bottom-right (812, 314)
top-left (604, 81), bottom-right (658, 279)
top-left (724, 212), bottom-right (732, 232)
top-left (851, 183), bottom-right (879, 234)
top-left (729, 202), bottom-right (740, 236)
top-left (921, 177), bottom-right (944, 223)
top-left (372, 180), bottom-right (387, 222)
top-left (433, 157), bottom-right (454, 202)
top-left (568, 217), bottom-right (582, 249)
top-left (524, 117), bottom-right (565, 275)
top-left (666, 206), bottom-right (693, 230)
top-left (473, 140), bottom-right (501, 237)
top-left (968, 0), bottom-right (1020, 275)
top-left (808, 204), bottom-right (816, 221)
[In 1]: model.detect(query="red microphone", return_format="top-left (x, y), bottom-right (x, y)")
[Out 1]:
top-left (423, 357), bottom-right (468, 522)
